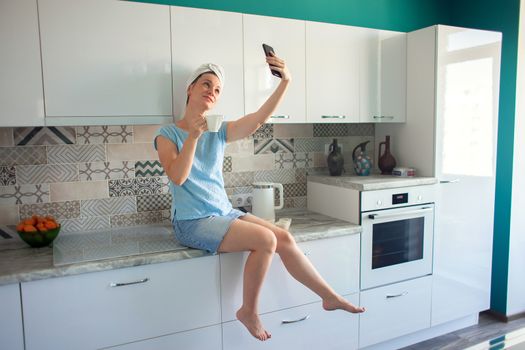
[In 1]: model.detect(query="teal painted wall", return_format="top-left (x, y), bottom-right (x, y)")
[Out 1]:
top-left (134, 0), bottom-right (521, 315)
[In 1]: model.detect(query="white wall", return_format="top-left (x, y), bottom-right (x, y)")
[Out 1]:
top-left (507, 0), bottom-right (525, 316)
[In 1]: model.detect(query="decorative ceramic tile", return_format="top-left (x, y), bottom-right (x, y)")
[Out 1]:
top-left (254, 138), bottom-right (294, 154)
top-left (107, 144), bottom-right (159, 161)
top-left (348, 123), bottom-right (374, 136)
top-left (110, 210), bottom-right (170, 228)
top-left (79, 161), bottom-right (134, 181)
top-left (0, 184), bottom-right (49, 205)
top-left (0, 205), bottom-right (19, 224)
top-left (160, 176), bottom-right (170, 194)
top-left (295, 168), bottom-right (307, 184)
top-left (223, 171), bottom-right (254, 188)
top-left (49, 181), bottom-right (108, 202)
top-left (0, 166), bottom-right (16, 186)
top-left (284, 196), bottom-right (307, 209)
top-left (232, 186), bottom-right (253, 195)
top-left (313, 124), bottom-right (348, 137)
top-left (252, 124), bottom-right (273, 139)
top-left (294, 137), bottom-right (331, 153)
top-left (135, 160), bottom-right (164, 177)
top-left (0, 146), bottom-right (47, 166)
top-left (225, 138), bottom-right (254, 156)
top-left (109, 177), bottom-right (164, 197)
top-left (275, 153), bottom-right (313, 169)
top-left (137, 193), bottom-right (172, 212)
top-left (133, 125), bottom-right (161, 143)
top-left (273, 124), bottom-right (313, 138)
top-left (47, 144), bottom-right (105, 164)
top-left (223, 156), bottom-right (232, 173)
top-left (76, 126), bottom-right (133, 144)
top-left (19, 200), bottom-right (80, 220)
top-left (0, 128), bottom-right (14, 146)
top-left (61, 216), bottom-right (111, 233)
top-left (253, 169), bottom-right (296, 184)
top-left (231, 154), bottom-right (275, 172)
top-left (313, 152), bottom-right (329, 168)
top-left (14, 127), bottom-right (75, 145)
top-left (16, 164), bottom-right (78, 184)
top-left (81, 196), bottom-right (137, 217)
top-left (283, 183), bottom-right (307, 198)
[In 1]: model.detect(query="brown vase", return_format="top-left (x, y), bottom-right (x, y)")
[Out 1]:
top-left (378, 135), bottom-right (397, 175)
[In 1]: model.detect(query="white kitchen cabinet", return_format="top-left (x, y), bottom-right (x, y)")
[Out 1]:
top-left (220, 234), bottom-right (360, 322)
top-left (103, 325), bottom-right (222, 350)
top-left (306, 21), bottom-right (364, 123)
top-left (38, 0), bottom-right (172, 125)
top-left (171, 6), bottom-right (244, 121)
top-left (0, 0), bottom-right (45, 127)
top-left (243, 14), bottom-right (306, 123)
top-left (359, 276), bottom-right (432, 348)
top-left (222, 295), bottom-right (359, 350)
top-left (360, 30), bottom-right (406, 123)
top-left (0, 284), bottom-right (24, 350)
top-left (22, 256), bottom-right (221, 350)
top-left (376, 25), bottom-right (502, 326)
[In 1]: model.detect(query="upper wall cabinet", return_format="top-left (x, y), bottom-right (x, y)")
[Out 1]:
top-left (171, 6), bottom-right (244, 121)
top-left (360, 30), bottom-right (407, 123)
top-left (306, 21), bottom-right (365, 123)
top-left (243, 14), bottom-right (306, 123)
top-left (0, 0), bottom-right (45, 127)
top-left (38, 0), bottom-right (172, 125)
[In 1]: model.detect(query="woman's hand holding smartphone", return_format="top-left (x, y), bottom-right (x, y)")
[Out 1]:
top-left (262, 43), bottom-right (282, 78)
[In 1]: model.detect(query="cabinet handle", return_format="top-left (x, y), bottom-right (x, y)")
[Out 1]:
top-left (386, 291), bottom-right (408, 299)
top-left (110, 278), bottom-right (149, 287)
top-left (321, 115), bottom-right (346, 119)
top-left (271, 115), bottom-right (290, 119)
top-left (439, 179), bottom-right (460, 184)
top-left (373, 115), bottom-right (395, 119)
top-left (282, 315), bottom-right (310, 324)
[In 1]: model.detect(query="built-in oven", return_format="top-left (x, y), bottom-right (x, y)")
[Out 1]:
top-left (360, 186), bottom-right (435, 290)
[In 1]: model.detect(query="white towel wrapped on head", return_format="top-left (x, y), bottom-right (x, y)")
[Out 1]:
top-left (186, 63), bottom-right (225, 89)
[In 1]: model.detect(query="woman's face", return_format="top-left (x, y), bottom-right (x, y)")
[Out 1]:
top-left (187, 73), bottom-right (222, 110)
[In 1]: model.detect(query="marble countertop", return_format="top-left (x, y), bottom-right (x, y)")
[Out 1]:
top-left (308, 174), bottom-right (438, 191)
top-left (0, 209), bottom-right (360, 286)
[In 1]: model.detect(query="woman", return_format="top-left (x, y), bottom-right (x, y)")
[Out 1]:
top-left (154, 54), bottom-right (365, 341)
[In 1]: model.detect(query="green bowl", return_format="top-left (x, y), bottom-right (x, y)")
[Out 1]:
top-left (17, 226), bottom-right (61, 248)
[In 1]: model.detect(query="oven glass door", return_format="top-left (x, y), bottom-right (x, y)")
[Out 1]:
top-left (361, 204), bottom-right (434, 290)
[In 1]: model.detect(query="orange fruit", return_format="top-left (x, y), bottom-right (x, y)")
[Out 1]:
top-left (16, 223), bottom-right (25, 231)
top-left (23, 218), bottom-right (35, 226)
top-left (23, 225), bottom-right (37, 233)
top-left (36, 223), bottom-right (48, 232)
top-left (44, 221), bottom-right (58, 229)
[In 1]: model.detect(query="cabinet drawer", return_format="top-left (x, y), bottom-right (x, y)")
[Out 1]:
top-left (359, 276), bottom-right (432, 348)
top-left (223, 294), bottom-right (359, 350)
top-left (103, 324), bottom-right (221, 350)
top-left (220, 234), bottom-right (360, 321)
top-left (22, 256), bottom-right (221, 350)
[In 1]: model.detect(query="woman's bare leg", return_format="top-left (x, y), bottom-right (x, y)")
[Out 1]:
top-left (240, 214), bottom-right (365, 313)
top-left (218, 219), bottom-right (277, 341)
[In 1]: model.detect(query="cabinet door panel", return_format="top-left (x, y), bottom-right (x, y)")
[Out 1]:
top-left (221, 234), bottom-right (360, 322)
top-left (171, 6), bottom-right (244, 121)
top-left (39, 0), bottom-right (172, 118)
top-left (0, 0), bottom-right (44, 126)
top-left (223, 295), bottom-right (359, 350)
top-left (0, 284), bottom-right (24, 350)
top-left (243, 14), bottom-right (306, 123)
top-left (22, 257), bottom-right (221, 350)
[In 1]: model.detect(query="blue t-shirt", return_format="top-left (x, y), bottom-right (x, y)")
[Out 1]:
top-left (154, 123), bottom-right (232, 220)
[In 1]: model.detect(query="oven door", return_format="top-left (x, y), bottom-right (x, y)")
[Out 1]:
top-left (361, 204), bottom-right (434, 290)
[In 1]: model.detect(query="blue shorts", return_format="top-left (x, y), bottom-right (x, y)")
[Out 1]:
top-left (172, 209), bottom-right (247, 254)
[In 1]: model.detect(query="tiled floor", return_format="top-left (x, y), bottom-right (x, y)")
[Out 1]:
top-left (401, 313), bottom-right (525, 350)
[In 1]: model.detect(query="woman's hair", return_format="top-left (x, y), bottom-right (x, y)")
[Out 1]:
top-left (186, 71), bottom-right (219, 105)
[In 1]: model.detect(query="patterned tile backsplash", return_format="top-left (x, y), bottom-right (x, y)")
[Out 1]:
top-left (0, 124), bottom-right (375, 233)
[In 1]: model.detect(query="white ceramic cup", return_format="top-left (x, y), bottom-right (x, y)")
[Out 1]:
top-left (205, 114), bottom-right (224, 132)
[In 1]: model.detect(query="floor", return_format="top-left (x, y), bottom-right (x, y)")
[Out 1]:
top-left (400, 312), bottom-right (525, 350)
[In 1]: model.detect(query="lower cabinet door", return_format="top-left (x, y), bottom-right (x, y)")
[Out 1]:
top-left (359, 276), bottom-right (432, 348)
top-left (102, 324), bottom-right (222, 350)
top-left (0, 284), bottom-right (24, 350)
top-left (223, 294), bottom-right (359, 350)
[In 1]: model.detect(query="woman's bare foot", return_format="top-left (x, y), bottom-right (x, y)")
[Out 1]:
top-left (236, 307), bottom-right (271, 341)
top-left (323, 295), bottom-right (366, 313)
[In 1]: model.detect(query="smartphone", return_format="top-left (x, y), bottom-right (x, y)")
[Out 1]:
top-left (262, 43), bottom-right (282, 78)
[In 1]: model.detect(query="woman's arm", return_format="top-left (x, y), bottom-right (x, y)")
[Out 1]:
top-left (156, 136), bottom-right (198, 186)
top-left (227, 54), bottom-right (291, 142)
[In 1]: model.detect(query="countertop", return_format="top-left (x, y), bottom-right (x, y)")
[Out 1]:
top-left (0, 209), bottom-right (360, 286)
top-left (307, 174), bottom-right (438, 191)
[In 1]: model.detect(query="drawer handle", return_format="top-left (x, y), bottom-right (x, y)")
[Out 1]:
top-left (386, 291), bottom-right (408, 299)
top-left (373, 115), bottom-right (395, 119)
top-left (271, 115), bottom-right (290, 119)
top-left (321, 115), bottom-right (346, 119)
top-left (110, 278), bottom-right (149, 287)
top-left (282, 315), bottom-right (310, 324)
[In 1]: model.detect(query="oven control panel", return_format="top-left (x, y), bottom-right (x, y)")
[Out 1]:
top-left (361, 185), bottom-right (436, 212)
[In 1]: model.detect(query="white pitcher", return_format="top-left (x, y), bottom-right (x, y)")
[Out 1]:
top-left (251, 182), bottom-right (284, 222)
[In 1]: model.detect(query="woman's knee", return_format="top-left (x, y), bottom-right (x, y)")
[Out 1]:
top-left (275, 229), bottom-right (296, 251)
top-left (255, 227), bottom-right (277, 253)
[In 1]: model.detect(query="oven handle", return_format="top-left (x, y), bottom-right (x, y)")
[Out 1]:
top-left (367, 207), bottom-right (433, 220)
